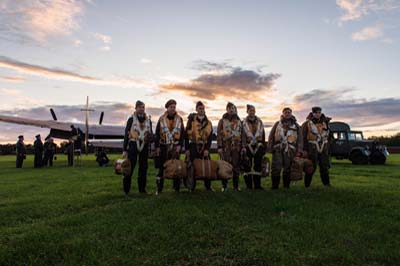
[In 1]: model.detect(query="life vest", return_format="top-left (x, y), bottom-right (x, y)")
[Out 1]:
top-left (243, 116), bottom-right (264, 155)
top-left (220, 116), bottom-right (242, 143)
top-left (274, 120), bottom-right (298, 153)
top-left (129, 112), bottom-right (152, 151)
top-left (159, 112), bottom-right (182, 145)
top-left (307, 120), bottom-right (329, 153)
top-left (187, 114), bottom-right (212, 144)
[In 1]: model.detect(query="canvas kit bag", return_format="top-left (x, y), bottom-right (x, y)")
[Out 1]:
top-left (193, 159), bottom-right (218, 180)
top-left (163, 159), bottom-right (187, 179)
top-left (114, 158), bottom-right (131, 177)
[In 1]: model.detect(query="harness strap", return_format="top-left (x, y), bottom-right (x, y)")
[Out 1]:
top-left (273, 143), bottom-right (296, 153)
top-left (244, 171), bottom-right (262, 176)
top-left (247, 143), bottom-right (263, 155)
top-left (309, 139), bottom-right (328, 153)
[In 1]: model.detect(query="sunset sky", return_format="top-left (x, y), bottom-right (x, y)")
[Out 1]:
top-left (1, 0), bottom-right (400, 143)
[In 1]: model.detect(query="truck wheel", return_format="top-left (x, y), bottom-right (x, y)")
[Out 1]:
top-left (350, 150), bottom-right (369, 165)
top-left (369, 151), bottom-right (386, 165)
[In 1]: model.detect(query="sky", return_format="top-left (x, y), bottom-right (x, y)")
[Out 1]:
top-left (0, 0), bottom-right (399, 143)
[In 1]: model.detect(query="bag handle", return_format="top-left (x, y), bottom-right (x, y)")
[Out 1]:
top-left (202, 159), bottom-right (205, 177)
top-left (201, 157), bottom-right (212, 177)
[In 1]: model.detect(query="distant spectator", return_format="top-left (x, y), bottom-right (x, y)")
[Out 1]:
top-left (16, 135), bottom-right (26, 168)
top-left (95, 148), bottom-right (109, 167)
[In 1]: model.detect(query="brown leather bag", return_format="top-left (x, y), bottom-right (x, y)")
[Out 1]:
top-left (114, 158), bottom-right (131, 177)
top-left (290, 157), bottom-right (304, 181)
top-left (163, 159), bottom-right (187, 179)
top-left (216, 160), bottom-right (233, 180)
top-left (193, 159), bottom-right (218, 180)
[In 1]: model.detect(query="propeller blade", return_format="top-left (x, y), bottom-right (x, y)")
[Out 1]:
top-left (99, 112), bottom-right (104, 125)
top-left (50, 108), bottom-right (57, 121)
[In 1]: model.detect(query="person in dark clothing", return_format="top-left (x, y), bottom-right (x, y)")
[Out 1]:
top-left (242, 105), bottom-right (266, 190)
top-left (70, 125), bottom-right (82, 151)
top-left (185, 101), bottom-right (214, 191)
top-left (154, 99), bottom-right (185, 194)
top-left (268, 107), bottom-right (303, 189)
top-left (43, 137), bottom-right (57, 167)
top-left (16, 135), bottom-right (26, 168)
top-left (302, 106), bottom-right (331, 187)
top-left (122, 100), bottom-right (153, 194)
top-left (95, 148), bottom-right (109, 167)
top-left (65, 139), bottom-right (74, 166)
top-left (33, 134), bottom-right (43, 168)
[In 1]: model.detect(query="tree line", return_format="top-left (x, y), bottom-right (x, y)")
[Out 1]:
top-left (367, 133), bottom-right (400, 147)
top-left (1, 133), bottom-right (399, 155)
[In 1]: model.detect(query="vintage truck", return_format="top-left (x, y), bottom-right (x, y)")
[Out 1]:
top-left (329, 121), bottom-right (389, 165)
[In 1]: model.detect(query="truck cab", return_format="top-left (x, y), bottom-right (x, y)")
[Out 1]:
top-left (329, 122), bottom-right (389, 165)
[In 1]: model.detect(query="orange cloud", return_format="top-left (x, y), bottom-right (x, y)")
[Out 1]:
top-left (0, 55), bottom-right (96, 82)
top-left (0, 76), bottom-right (26, 83)
top-left (0, 0), bottom-right (84, 43)
top-left (0, 56), bottom-right (152, 88)
top-left (160, 65), bottom-right (281, 102)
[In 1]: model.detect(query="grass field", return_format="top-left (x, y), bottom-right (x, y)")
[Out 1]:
top-left (0, 154), bottom-right (399, 266)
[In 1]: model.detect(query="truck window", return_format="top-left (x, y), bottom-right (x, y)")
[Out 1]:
top-left (333, 132), bottom-right (346, 140)
top-left (348, 132), bottom-right (363, 141)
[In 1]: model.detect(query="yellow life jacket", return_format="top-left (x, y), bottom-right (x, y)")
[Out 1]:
top-left (243, 116), bottom-right (264, 145)
top-left (274, 121), bottom-right (298, 152)
top-left (159, 112), bottom-right (182, 145)
top-left (187, 115), bottom-right (212, 144)
top-left (274, 121), bottom-right (298, 144)
top-left (307, 120), bottom-right (329, 153)
top-left (221, 117), bottom-right (242, 143)
top-left (307, 120), bottom-right (329, 141)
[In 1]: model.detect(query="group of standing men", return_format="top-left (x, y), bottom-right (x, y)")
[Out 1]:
top-left (122, 99), bottom-right (332, 195)
top-left (15, 134), bottom-right (57, 168)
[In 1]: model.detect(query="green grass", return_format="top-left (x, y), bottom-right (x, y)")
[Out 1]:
top-left (0, 154), bottom-right (399, 266)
